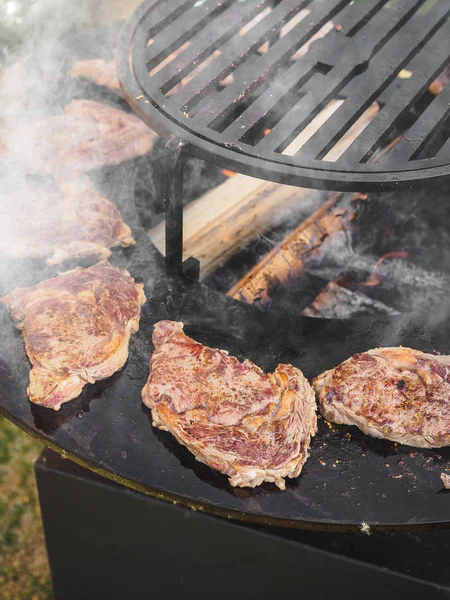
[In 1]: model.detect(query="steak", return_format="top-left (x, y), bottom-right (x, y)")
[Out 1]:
top-left (441, 473), bottom-right (450, 489)
top-left (70, 59), bottom-right (122, 96)
top-left (1, 261), bottom-right (146, 410)
top-left (142, 321), bottom-right (317, 489)
top-left (313, 347), bottom-right (450, 448)
top-left (6, 99), bottom-right (157, 175)
top-left (0, 175), bottom-right (134, 264)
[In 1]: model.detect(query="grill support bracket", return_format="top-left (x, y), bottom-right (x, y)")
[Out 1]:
top-left (164, 136), bottom-right (200, 278)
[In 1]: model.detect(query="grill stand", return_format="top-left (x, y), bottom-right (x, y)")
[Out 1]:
top-left (35, 449), bottom-right (450, 599)
top-left (164, 135), bottom-right (200, 279)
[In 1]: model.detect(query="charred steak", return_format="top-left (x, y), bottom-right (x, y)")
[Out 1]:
top-left (1, 261), bottom-right (146, 410)
top-left (142, 321), bottom-right (317, 489)
top-left (0, 175), bottom-right (134, 264)
top-left (6, 99), bottom-right (157, 175)
top-left (314, 347), bottom-right (450, 448)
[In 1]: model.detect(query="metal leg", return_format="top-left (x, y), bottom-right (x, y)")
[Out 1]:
top-left (164, 136), bottom-right (187, 275)
top-left (164, 136), bottom-right (200, 280)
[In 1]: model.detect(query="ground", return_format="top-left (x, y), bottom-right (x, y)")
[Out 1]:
top-left (0, 416), bottom-right (52, 600)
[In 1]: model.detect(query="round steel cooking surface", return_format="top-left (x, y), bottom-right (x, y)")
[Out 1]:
top-left (118, 0), bottom-right (450, 191)
top-left (1, 232), bottom-right (450, 532)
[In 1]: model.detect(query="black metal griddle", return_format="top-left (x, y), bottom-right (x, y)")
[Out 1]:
top-left (1, 216), bottom-right (450, 532)
top-left (0, 0), bottom-right (450, 539)
top-left (118, 0), bottom-right (450, 193)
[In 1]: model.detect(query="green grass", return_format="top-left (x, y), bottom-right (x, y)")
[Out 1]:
top-left (0, 416), bottom-right (52, 600)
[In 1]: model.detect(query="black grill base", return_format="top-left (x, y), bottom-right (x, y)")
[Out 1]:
top-left (35, 450), bottom-right (450, 599)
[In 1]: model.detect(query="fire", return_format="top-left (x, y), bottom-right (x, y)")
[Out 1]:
top-left (264, 128), bottom-right (271, 136)
top-left (221, 169), bottom-right (236, 178)
top-left (361, 251), bottom-right (408, 287)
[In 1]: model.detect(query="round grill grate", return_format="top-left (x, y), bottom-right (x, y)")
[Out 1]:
top-left (118, 0), bottom-right (450, 191)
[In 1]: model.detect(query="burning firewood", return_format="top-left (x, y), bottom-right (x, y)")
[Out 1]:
top-left (344, 252), bottom-right (449, 317)
top-left (149, 99), bottom-right (379, 280)
top-left (227, 193), bottom-right (366, 305)
top-left (301, 280), bottom-right (398, 319)
top-left (148, 174), bottom-right (324, 279)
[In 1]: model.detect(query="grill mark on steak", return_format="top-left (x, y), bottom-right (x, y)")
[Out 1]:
top-left (1, 261), bottom-right (146, 410)
top-left (142, 321), bottom-right (317, 489)
top-left (0, 175), bottom-right (134, 264)
top-left (314, 347), bottom-right (450, 449)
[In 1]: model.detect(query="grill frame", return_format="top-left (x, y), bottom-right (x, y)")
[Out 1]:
top-left (117, 0), bottom-right (450, 193)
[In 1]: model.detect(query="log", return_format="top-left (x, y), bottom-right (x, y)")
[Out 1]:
top-left (148, 174), bottom-right (324, 279)
top-left (301, 280), bottom-right (398, 319)
top-left (149, 101), bottom-right (379, 280)
top-left (227, 192), bottom-right (367, 305)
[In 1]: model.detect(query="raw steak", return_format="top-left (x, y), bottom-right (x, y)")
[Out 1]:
top-left (1, 261), bottom-right (146, 410)
top-left (142, 321), bottom-right (317, 489)
top-left (314, 347), bottom-right (450, 448)
top-left (0, 175), bottom-right (134, 264)
top-left (6, 99), bottom-right (157, 175)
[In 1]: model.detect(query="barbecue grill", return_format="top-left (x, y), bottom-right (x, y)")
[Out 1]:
top-left (1, 1), bottom-right (450, 597)
top-left (117, 0), bottom-right (450, 274)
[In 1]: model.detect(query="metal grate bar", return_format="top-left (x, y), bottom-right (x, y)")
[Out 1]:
top-left (434, 110), bottom-right (450, 164)
top-left (192, 0), bottom-right (350, 131)
top-left (165, 0), bottom-right (307, 111)
top-left (139, 0), bottom-right (194, 47)
top-left (292, 0), bottom-right (448, 163)
top-left (254, 0), bottom-right (435, 156)
top-left (145, 0), bottom-right (235, 68)
top-left (216, 0), bottom-right (389, 143)
top-left (149, 0), bottom-right (263, 94)
top-left (119, 0), bottom-right (450, 191)
top-left (195, 0), bottom-right (391, 132)
top-left (336, 26), bottom-right (450, 165)
top-left (387, 84), bottom-right (450, 164)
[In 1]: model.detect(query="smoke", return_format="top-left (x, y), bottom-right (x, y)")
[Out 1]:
top-left (1, 0), bottom-right (450, 346)
top-left (0, 0), bottom-right (165, 296)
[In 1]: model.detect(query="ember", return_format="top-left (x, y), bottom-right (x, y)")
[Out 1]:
top-left (360, 251), bottom-right (409, 287)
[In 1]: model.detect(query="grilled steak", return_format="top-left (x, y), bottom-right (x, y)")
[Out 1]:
top-left (6, 99), bottom-right (156, 175)
top-left (314, 347), bottom-right (450, 448)
top-left (0, 175), bottom-right (134, 264)
top-left (441, 473), bottom-right (450, 489)
top-left (70, 59), bottom-right (122, 96)
top-left (1, 261), bottom-right (146, 410)
top-left (142, 321), bottom-right (317, 489)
